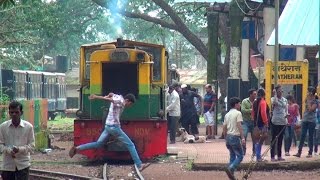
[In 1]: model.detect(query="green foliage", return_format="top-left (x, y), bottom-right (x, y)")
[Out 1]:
top-left (0, 91), bottom-right (10, 121)
top-left (47, 115), bottom-right (74, 131)
top-left (185, 159), bottom-right (194, 170)
top-left (1, 0), bottom-right (213, 70)
top-left (0, 0), bottom-right (111, 69)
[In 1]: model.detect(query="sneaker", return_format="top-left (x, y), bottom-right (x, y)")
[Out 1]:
top-left (278, 157), bottom-right (285, 161)
top-left (271, 158), bottom-right (277, 162)
top-left (306, 154), bottom-right (312, 158)
top-left (68, 146), bottom-right (77, 158)
top-left (285, 152), bottom-right (290, 156)
top-left (257, 158), bottom-right (268, 162)
top-left (293, 153), bottom-right (301, 158)
top-left (314, 152), bottom-right (318, 156)
top-left (225, 168), bottom-right (236, 180)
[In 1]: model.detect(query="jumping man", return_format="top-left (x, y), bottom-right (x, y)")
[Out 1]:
top-left (69, 93), bottom-right (148, 171)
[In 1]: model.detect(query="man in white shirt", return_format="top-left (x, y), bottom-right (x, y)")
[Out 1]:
top-left (69, 93), bottom-right (148, 171)
top-left (223, 97), bottom-right (245, 180)
top-left (166, 85), bottom-right (181, 144)
top-left (0, 101), bottom-right (35, 180)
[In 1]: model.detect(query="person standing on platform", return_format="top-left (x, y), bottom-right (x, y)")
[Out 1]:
top-left (203, 84), bottom-right (217, 139)
top-left (284, 95), bottom-right (300, 156)
top-left (293, 86), bottom-right (318, 158)
top-left (252, 88), bottom-right (270, 162)
top-left (180, 84), bottom-right (202, 136)
top-left (166, 85), bottom-right (181, 144)
top-left (241, 88), bottom-right (257, 155)
top-left (270, 85), bottom-right (288, 161)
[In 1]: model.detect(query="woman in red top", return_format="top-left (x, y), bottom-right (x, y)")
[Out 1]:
top-left (251, 88), bottom-right (270, 162)
top-left (284, 95), bottom-right (300, 156)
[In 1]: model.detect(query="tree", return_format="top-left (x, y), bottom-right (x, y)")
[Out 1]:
top-left (91, 0), bottom-right (231, 99)
top-left (0, 0), bottom-right (110, 69)
top-left (1, 0), bottom-right (231, 99)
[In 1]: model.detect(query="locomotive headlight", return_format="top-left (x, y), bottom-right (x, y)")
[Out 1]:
top-left (136, 52), bottom-right (145, 62)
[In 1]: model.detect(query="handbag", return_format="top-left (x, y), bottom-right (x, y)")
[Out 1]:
top-left (252, 101), bottom-right (268, 142)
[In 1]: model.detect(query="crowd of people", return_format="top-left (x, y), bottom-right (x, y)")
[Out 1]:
top-left (167, 83), bottom-right (320, 180)
top-left (1, 83), bottom-right (319, 180)
top-left (166, 83), bottom-right (219, 144)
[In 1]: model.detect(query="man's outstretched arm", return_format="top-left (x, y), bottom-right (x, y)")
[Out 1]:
top-left (89, 94), bottom-right (114, 102)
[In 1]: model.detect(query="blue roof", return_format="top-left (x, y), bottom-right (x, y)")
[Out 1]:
top-left (267, 0), bottom-right (319, 46)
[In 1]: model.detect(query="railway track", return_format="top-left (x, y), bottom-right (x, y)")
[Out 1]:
top-left (29, 169), bottom-right (102, 180)
top-left (30, 163), bottom-right (145, 180)
top-left (103, 163), bottom-right (145, 180)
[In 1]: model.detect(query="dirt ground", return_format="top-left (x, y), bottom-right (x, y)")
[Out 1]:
top-left (29, 134), bottom-right (320, 180)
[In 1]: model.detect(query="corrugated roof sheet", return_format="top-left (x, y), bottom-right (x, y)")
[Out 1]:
top-left (174, 0), bottom-right (262, 2)
top-left (267, 0), bottom-right (319, 46)
top-left (177, 69), bottom-right (207, 85)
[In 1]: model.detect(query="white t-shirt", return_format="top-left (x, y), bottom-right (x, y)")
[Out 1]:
top-left (105, 94), bottom-right (125, 125)
top-left (166, 90), bottom-right (181, 117)
top-left (223, 108), bottom-right (243, 136)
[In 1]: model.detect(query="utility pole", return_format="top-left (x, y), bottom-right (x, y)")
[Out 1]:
top-left (207, 11), bottom-right (219, 135)
top-left (274, 0), bottom-right (280, 86)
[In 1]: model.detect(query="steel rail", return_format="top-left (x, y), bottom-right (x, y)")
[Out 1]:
top-left (30, 168), bottom-right (102, 180)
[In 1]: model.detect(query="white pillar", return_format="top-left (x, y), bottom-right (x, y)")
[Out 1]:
top-left (230, 47), bottom-right (241, 78)
top-left (264, 7), bottom-right (275, 62)
top-left (241, 39), bottom-right (249, 81)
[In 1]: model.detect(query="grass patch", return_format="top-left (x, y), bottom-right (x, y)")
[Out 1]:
top-left (185, 160), bottom-right (194, 170)
top-left (48, 115), bottom-right (74, 131)
top-left (152, 154), bottom-right (171, 162)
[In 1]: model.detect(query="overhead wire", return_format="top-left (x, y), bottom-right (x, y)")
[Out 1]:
top-left (244, 0), bottom-right (263, 11)
top-left (235, 0), bottom-right (263, 15)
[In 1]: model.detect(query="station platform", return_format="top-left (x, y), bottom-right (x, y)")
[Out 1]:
top-left (167, 125), bottom-right (320, 171)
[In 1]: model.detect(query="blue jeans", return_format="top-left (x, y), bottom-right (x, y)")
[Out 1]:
top-left (242, 120), bottom-right (255, 154)
top-left (314, 127), bottom-right (320, 153)
top-left (284, 125), bottom-right (295, 152)
top-left (77, 124), bottom-right (142, 168)
top-left (298, 121), bottom-right (316, 155)
top-left (226, 134), bottom-right (244, 171)
top-left (254, 126), bottom-right (266, 160)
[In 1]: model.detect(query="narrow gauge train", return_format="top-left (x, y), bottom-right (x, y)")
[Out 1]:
top-left (74, 39), bottom-right (179, 160)
top-left (0, 69), bottom-right (67, 120)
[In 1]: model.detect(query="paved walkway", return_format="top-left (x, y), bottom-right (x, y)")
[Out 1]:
top-left (167, 125), bottom-right (320, 171)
